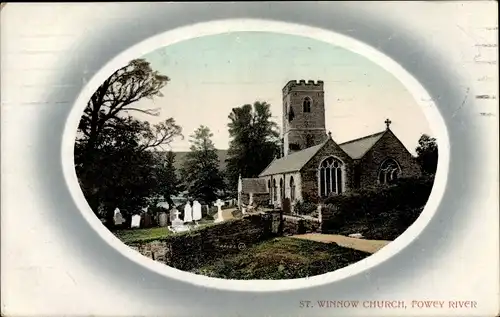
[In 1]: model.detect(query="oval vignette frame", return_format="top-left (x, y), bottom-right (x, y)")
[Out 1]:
top-left (61, 19), bottom-right (450, 292)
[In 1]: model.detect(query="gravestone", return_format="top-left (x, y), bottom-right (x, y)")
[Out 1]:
top-left (192, 200), bottom-right (202, 224)
top-left (131, 214), bottom-right (141, 229)
top-left (158, 212), bottom-right (168, 227)
top-left (113, 208), bottom-right (125, 226)
top-left (170, 208), bottom-right (179, 222)
top-left (183, 202), bottom-right (193, 223)
top-left (168, 208), bottom-right (189, 233)
top-left (213, 199), bottom-right (225, 223)
top-left (142, 213), bottom-right (153, 228)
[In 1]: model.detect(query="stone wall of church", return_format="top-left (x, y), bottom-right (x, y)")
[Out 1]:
top-left (300, 139), bottom-right (355, 200)
top-left (357, 130), bottom-right (421, 188)
top-left (266, 172), bottom-right (302, 208)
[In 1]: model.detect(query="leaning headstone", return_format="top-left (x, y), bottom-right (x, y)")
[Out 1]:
top-left (214, 199), bottom-right (225, 223)
top-left (113, 208), bottom-right (125, 226)
top-left (158, 212), bottom-right (168, 227)
top-left (192, 200), bottom-right (202, 224)
top-left (183, 202), bottom-right (193, 223)
top-left (131, 214), bottom-right (141, 228)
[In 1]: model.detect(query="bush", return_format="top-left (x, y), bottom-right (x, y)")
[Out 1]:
top-left (321, 176), bottom-right (434, 239)
top-left (302, 191), bottom-right (320, 204)
top-left (294, 200), bottom-right (317, 216)
top-left (323, 176), bottom-right (434, 220)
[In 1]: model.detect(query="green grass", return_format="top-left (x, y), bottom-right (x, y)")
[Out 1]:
top-left (191, 237), bottom-right (370, 280)
top-left (114, 227), bottom-right (173, 244)
top-left (114, 219), bottom-right (215, 244)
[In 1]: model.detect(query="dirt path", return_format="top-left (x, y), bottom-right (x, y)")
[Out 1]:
top-left (291, 233), bottom-right (390, 254)
top-left (221, 208), bottom-right (237, 221)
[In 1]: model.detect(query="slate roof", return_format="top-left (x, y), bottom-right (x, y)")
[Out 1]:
top-left (338, 131), bottom-right (385, 159)
top-left (259, 130), bottom-right (387, 177)
top-left (259, 141), bottom-right (327, 177)
top-left (241, 178), bottom-right (268, 194)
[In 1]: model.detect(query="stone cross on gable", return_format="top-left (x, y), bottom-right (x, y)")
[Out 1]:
top-left (385, 118), bottom-right (392, 129)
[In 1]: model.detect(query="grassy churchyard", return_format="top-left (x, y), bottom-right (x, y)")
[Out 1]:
top-left (192, 237), bottom-right (370, 280)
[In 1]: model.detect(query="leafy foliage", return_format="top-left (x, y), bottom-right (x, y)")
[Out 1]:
top-left (321, 176), bottom-right (435, 239)
top-left (225, 101), bottom-right (280, 191)
top-left (293, 200), bottom-right (317, 216)
top-left (153, 150), bottom-right (180, 206)
top-left (415, 134), bottom-right (438, 175)
top-left (75, 59), bottom-right (183, 229)
top-left (181, 126), bottom-right (225, 204)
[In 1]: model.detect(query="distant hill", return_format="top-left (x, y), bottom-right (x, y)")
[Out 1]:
top-left (158, 149), bottom-right (229, 174)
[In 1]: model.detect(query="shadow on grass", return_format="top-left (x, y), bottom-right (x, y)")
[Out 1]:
top-left (192, 237), bottom-right (371, 280)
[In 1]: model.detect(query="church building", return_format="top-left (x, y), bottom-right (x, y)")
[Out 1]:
top-left (238, 80), bottom-right (421, 208)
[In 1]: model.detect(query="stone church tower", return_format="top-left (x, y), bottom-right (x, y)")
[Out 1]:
top-left (282, 80), bottom-right (328, 156)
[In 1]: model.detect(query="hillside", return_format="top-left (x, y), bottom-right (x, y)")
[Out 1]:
top-left (159, 149), bottom-right (229, 174)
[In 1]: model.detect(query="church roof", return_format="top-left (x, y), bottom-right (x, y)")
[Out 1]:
top-left (259, 130), bottom-right (388, 177)
top-left (259, 141), bottom-right (327, 177)
top-left (338, 131), bottom-right (386, 159)
top-left (240, 178), bottom-right (268, 194)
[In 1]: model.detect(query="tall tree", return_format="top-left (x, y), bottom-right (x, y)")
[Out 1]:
top-left (74, 58), bottom-right (183, 228)
top-left (225, 101), bottom-right (280, 191)
top-left (77, 58), bottom-right (172, 159)
top-left (416, 134), bottom-right (438, 175)
top-left (154, 150), bottom-right (180, 207)
top-left (181, 126), bottom-right (225, 204)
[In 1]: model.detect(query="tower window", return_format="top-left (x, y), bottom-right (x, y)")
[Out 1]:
top-left (303, 97), bottom-right (312, 113)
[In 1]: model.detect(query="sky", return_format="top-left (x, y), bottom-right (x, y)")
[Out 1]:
top-left (129, 31), bottom-right (432, 155)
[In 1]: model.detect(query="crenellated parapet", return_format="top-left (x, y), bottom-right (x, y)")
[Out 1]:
top-left (283, 79), bottom-right (324, 94)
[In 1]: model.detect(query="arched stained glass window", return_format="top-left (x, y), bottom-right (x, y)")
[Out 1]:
top-left (318, 157), bottom-right (343, 197)
top-left (378, 158), bottom-right (401, 184)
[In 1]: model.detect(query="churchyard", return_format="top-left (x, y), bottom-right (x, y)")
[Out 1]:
top-left (108, 174), bottom-right (433, 280)
top-left (75, 55), bottom-right (438, 280)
